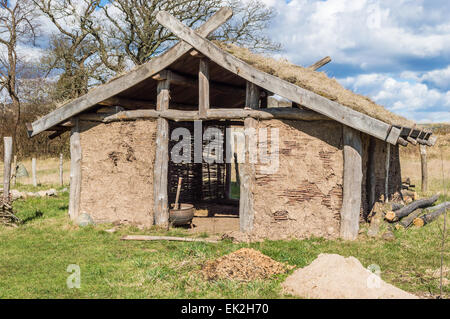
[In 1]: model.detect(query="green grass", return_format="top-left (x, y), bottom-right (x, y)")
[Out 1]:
top-left (0, 185), bottom-right (448, 299)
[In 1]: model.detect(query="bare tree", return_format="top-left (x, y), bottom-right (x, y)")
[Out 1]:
top-left (0, 0), bottom-right (40, 143)
top-left (33, 0), bottom-right (115, 101)
top-left (97, 0), bottom-right (279, 67)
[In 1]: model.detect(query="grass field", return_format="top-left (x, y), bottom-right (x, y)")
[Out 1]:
top-left (0, 129), bottom-right (448, 299)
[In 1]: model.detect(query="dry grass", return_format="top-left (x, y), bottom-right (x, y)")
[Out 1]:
top-left (400, 126), bottom-right (450, 194)
top-left (0, 157), bottom-right (70, 186)
top-left (218, 42), bottom-right (415, 127)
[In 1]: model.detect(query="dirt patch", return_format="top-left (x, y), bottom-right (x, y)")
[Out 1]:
top-left (282, 254), bottom-right (418, 299)
top-left (202, 248), bottom-right (292, 282)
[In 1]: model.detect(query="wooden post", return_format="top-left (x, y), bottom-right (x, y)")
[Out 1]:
top-left (11, 155), bottom-right (17, 187)
top-left (367, 137), bottom-right (376, 209)
top-left (240, 81), bottom-right (259, 232)
top-left (32, 157), bottom-right (37, 187)
top-left (69, 118), bottom-right (81, 220)
top-left (153, 80), bottom-right (170, 227)
top-left (199, 58), bottom-right (210, 118)
top-left (420, 145), bottom-right (428, 192)
top-left (340, 126), bottom-right (363, 240)
top-left (59, 153), bottom-right (64, 186)
top-left (3, 137), bottom-right (12, 202)
top-left (385, 143), bottom-right (391, 202)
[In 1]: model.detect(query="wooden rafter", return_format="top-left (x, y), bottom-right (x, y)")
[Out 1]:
top-left (155, 11), bottom-right (401, 145)
top-left (27, 7), bottom-right (233, 137)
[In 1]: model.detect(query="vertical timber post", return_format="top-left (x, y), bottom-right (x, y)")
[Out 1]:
top-left (3, 137), bottom-right (12, 202)
top-left (385, 143), bottom-right (391, 202)
top-left (59, 153), bottom-right (64, 186)
top-left (153, 80), bottom-right (170, 227)
top-left (340, 126), bottom-right (362, 240)
top-left (32, 158), bottom-right (37, 187)
top-left (420, 144), bottom-right (428, 192)
top-left (199, 58), bottom-right (210, 118)
top-left (240, 81), bottom-right (260, 232)
top-left (367, 137), bottom-right (376, 210)
top-left (12, 155), bottom-right (17, 187)
top-left (69, 117), bottom-right (81, 220)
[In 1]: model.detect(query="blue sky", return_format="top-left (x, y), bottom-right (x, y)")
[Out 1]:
top-left (3, 0), bottom-right (449, 123)
top-left (262, 0), bottom-right (450, 123)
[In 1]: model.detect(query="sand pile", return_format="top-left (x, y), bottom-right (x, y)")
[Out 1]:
top-left (202, 248), bottom-right (292, 281)
top-left (282, 254), bottom-right (418, 299)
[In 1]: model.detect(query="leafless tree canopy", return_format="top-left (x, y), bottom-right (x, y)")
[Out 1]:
top-left (0, 0), bottom-right (40, 144)
top-left (98, 0), bottom-right (279, 67)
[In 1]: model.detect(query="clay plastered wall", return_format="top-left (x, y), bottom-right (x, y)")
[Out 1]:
top-left (252, 120), bottom-right (343, 240)
top-left (79, 120), bottom-right (157, 226)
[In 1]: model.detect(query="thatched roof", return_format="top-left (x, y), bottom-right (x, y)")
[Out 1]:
top-left (218, 42), bottom-right (414, 128)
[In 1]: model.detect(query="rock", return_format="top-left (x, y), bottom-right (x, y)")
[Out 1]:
top-left (368, 205), bottom-right (384, 238)
top-left (104, 227), bottom-right (117, 233)
top-left (46, 189), bottom-right (57, 196)
top-left (10, 189), bottom-right (25, 200)
top-left (76, 213), bottom-right (94, 227)
top-left (382, 231), bottom-right (396, 241)
top-left (37, 190), bottom-right (47, 197)
top-left (26, 192), bottom-right (37, 197)
top-left (61, 188), bottom-right (68, 193)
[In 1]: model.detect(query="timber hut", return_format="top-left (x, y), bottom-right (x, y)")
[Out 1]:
top-left (27, 8), bottom-right (436, 240)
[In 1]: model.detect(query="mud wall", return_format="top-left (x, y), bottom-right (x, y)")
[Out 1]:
top-left (251, 120), bottom-right (344, 240)
top-left (78, 120), bottom-right (157, 226)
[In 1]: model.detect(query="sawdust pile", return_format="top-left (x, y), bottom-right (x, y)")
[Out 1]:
top-left (282, 254), bottom-right (418, 299)
top-left (202, 248), bottom-right (292, 281)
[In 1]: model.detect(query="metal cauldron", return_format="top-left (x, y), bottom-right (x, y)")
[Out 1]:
top-left (169, 203), bottom-right (195, 226)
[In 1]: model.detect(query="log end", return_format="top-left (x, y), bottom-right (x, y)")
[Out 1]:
top-left (413, 218), bottom-right (424, 227)
top-left (385, 211), bottom-right (396, 222)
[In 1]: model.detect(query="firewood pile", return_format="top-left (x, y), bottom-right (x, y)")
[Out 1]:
top-left (0, 197), bottom-right (21, 226)
top-left (369, 193), bottom-right (448, 234)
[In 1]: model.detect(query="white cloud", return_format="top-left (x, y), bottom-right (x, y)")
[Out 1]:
top-left (339, 73), bottom-right (450, 123)
top-left (263, 0), bottom-right (450, 69)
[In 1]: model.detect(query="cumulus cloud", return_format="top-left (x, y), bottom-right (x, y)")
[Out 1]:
top-left (340, 73), bottom-right (450, 123)
top-left (261, 0), bottom-right (450, 123)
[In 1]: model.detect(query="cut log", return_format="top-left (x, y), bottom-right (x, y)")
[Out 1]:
top-left (399, 209), bottom-right (422, 228)
top-left (413, 205), bottom-right (448, 227)
top-left (401, 189), bottom-right (418, 200)
top-left (424, 201), bottom-right (450, 213)
top-left (391, 203), bottom-right (404, 211)
top-left (385, 194), bottom-right (439, 222)
top-left (121, 235), bottom-right (219, 243)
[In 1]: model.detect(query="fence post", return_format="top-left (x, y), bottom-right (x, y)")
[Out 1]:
top-left (3, 137), bottom-right (13, 201)
top-left (32, 157), bottom-right (37, 187)
top-left (59, 153), bottom-right (64, 186)
top-left (12, 155), bottom-right (17, 186)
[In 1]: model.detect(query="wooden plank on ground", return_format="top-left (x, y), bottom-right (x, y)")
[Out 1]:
top-left (121, 235), bottom-right (219, 243)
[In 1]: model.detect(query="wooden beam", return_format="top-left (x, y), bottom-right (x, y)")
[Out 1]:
top-left (308, 56), bottom-right (331, 71)
top-left (385, 143), bottom-right (391, 202)
top-left (69, 117), bottom-right (81, 221)
top-left (77, 107), bottom-right (329, 123)
top-left (153, 81), bottom-right (170, 228)
top-left (3, 137), bottom-right (12, 202)
top-left (397, 137), bottom-right (408, 147)
top-left (340, 126), bottom-right (363, 240)
top-left (420, 145), bottom-right (428, 192)
top-left (29, 8), bottom-right (233, 137)
top-left (152, 69), bottom-right (245, 95)
top-left (156, 11), bottom-right (401, 145)
top-left (239, 81), bottom-right (259, 233)
top-left (199, 59), bottom-right (210, 118)
top-left (246, 82), bottom-right (260, 109)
